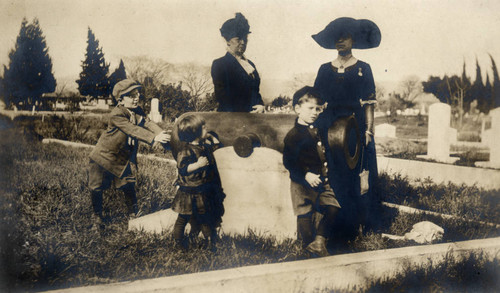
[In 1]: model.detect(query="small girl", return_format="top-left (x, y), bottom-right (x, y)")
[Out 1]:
top-left (172, 114), bottom-right (225, 251)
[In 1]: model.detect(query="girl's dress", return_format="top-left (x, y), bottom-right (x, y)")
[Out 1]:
top-left (172, 135), bottom-right (225, 227)
top-left (314, 59), bottom-right (381, 238)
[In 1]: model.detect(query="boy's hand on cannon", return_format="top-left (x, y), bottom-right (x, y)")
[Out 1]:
top-left (305, 172), bottom-right (322, 188)
top-left (154, 131), bottom-right (171, 144)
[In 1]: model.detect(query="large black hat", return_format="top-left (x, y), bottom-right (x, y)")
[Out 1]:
top-left (312, 17), bottom-right (381, 49)
top-left (220, 13), bottom-right (251, 40)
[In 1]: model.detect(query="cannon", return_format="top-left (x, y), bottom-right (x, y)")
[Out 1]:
top-left (131, 112), bottom-right (362, 239)
top-left (171, 112), bottom-right (361, 169)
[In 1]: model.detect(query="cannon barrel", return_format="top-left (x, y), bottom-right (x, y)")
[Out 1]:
top-left (170, 112), bottom-right (360, 170)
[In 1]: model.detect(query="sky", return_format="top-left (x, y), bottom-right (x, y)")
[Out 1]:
top-left (1, 0), bottom-right (500, 96)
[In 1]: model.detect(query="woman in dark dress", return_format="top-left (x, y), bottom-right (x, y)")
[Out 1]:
top-left (312, 17), bottom-right (382, 239)
top-left (211, 13), bottom-right (265, 113)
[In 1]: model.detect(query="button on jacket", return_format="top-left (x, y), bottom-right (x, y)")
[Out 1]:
top-left (283, 120), bottom-right (329, 187)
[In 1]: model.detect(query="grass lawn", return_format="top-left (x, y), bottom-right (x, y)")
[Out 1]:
top-left (1, 115), bottom-right (499, 291)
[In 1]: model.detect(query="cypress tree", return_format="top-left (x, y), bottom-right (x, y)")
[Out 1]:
top-left (490, 54), bottom-right (500, 109)
top-left (3, 18), bottom-right (56, 109)
top-left (76, 28), bottom-right (110, 100)
top-left (109, 59), bottom-right (127, 99)
top-left (469, 58), bottom-right (486, 113)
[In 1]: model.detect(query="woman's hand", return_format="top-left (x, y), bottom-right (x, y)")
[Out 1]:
top-left (365, 131), bottom-right (373, 146)
top-left (305, 172), bottom-right (322, 188)
top-left (250, 104), bottom-right (265, 113)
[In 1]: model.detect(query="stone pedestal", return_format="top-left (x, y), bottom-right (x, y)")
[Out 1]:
top-left (417, 103), bottom-right (458, 163)
top-left (375, 123), bottom-right (396, 138)
top-left (97, 99), bottom-right (109, 110)
top-left (476, 108), bottom-right (500, 169)
top-left (149, 98), bottom-right (162, 123)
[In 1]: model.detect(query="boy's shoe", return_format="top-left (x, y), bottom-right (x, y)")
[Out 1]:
top-left (128, 210), bottom-right (144, 220)
top-left (174, 239), bottom-right (187, 252)
top-left (201, 238), bottom-right (217, 253)
top-left (305, 236), bottom-right (329, 257)
top-left (91, 214), bottom-right (105, 232)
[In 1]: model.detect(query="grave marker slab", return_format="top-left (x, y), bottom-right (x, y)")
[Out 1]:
top-left (149, 98), bottom-right (162, 123)
top-left (130, 147), bottom-right (297, 240)
top-left (476, 108), bottom-right (500, 169)
top-left (417, 103), bottom-right (458, 163)
top-left (375, 123), bottom-right (396, 138)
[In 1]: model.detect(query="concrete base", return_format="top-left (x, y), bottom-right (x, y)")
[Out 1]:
top-left (475, 161), bottom-right (500, 170)
top-left (416, 154), bottom-right (459, 164)
top-left (378, 156), bottom-right (500, 190)
top-left (47, 237), bottom-right (500, 293)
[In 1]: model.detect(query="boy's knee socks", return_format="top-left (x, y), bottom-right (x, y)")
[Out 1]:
top-left (297, 214), bottom-right (314, 247)
top-left (173, 215), bottom-right (189, 241)
top-left (91, 190), bottom-right (103, 216)
top-left (122, 184), bottom-right (138, 215)
top-left (317, 206), bottom-right (339, 238)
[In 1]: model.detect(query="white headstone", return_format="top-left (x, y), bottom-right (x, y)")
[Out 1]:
top-left (129, 147), bottom-right (297, 240)
top-left (97, 99), bottom-right (108, 109)
top-left (375, 123), bottom-right (396, 138)
top-left (149, 98), bottom-right (162, 123)
top-left (487, 108), bottom-right (500, 167)
top-left (423, 103), bottom-right (457, 163)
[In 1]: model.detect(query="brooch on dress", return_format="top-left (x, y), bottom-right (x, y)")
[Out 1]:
top-left (358, 68), bottom-right (363, 76)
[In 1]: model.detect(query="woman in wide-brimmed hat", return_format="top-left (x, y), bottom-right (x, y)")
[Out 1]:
top-left (211, 13), bottom-right (265, 113)
top-left (312, 17), bottom-right (382, 241)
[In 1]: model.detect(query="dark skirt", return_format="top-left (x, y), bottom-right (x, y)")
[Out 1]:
top-left (171, 184), bottom-right (226, 227)
top-left (318, 108), bottom-right (381, 239)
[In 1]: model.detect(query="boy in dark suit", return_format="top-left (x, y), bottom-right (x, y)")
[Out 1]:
top-left (88, 79), bottom-right (170, 229)
top-left (283, 86), bottom-right (341, 257)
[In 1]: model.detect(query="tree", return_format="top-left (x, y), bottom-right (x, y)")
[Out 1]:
top-left (468, 58), bottom-right (487, 115)
top-left (109, 59), bottom-right (127, 97)
top-left (196, 92), bottom-right (218, 112)
top-left (181, 64), bottom-right (213, 111)
top-left (76, 28), bottom-right (110, 100)
top-left (3, 18), bottom-right (56, 110)
top-left (393, 75), bottom-right (422, 109)
top-left (490, 54), bottom-right (500, 109)
top-left (158, 82), bottom-right (194, 121)
top-left (271, 95), bottom-right (291, 107)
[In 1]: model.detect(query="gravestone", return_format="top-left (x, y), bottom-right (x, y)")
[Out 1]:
top-left (149, 98), bottom-right (162, 123)
top-left (375, 123), bottom-right (396, 138)
top-left (417, 103), bottom-right (458, 163)
top-left (476, 108), bottom-right (500, 169)
top-left (129, 146), bottom-right (297, 240)
top-left (97, 98), bottom-right (109, 110)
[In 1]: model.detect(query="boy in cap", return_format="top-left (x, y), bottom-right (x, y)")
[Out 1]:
top-left (88, 79), bottom-right (170, 229)
top-left (283, 86), bottom-right (341, 257)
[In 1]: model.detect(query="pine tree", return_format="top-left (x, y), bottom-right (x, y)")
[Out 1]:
top-left (109, 59), bottom-right (127, 99)
top-left (3, 18), bottom-right (56, 109)
top-left (468, 58), bottom-right (485, 113)
top-left (76, 28), bottom-right (110, 100)
top-left (490, 54), bottom-right (500, 109)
